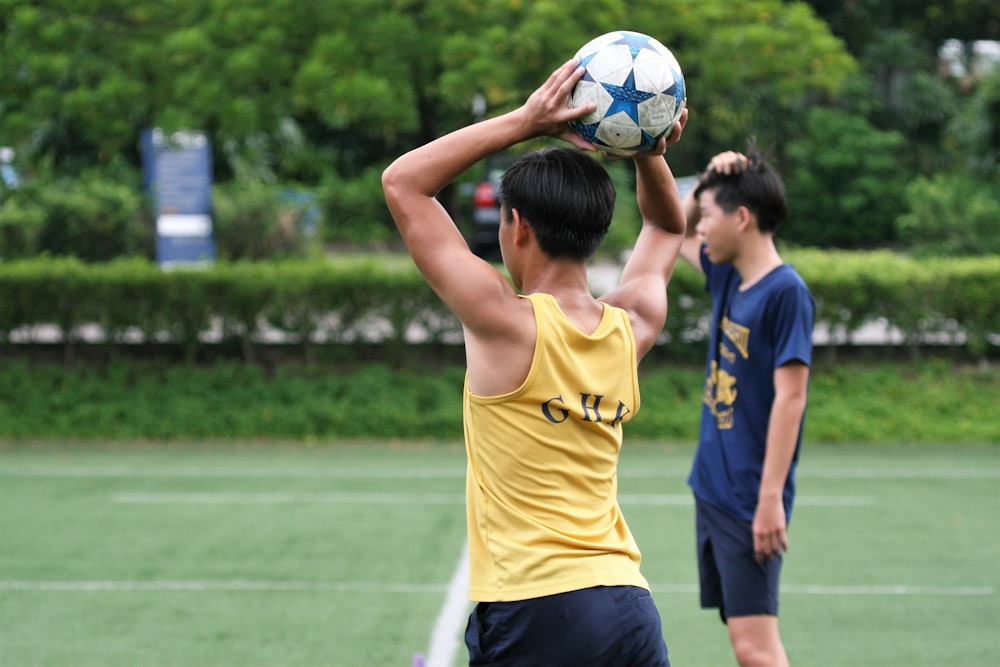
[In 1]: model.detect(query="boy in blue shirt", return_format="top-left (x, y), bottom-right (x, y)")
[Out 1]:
top-left (679, 150), bottom-right (815, 667)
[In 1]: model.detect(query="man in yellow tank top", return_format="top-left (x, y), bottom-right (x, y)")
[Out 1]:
top-left (383, 58), bottom-right (688, 666)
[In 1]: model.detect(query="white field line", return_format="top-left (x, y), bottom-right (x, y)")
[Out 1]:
top-left (781, 584), bottom-right (996, 596)
top-left (0, 580), bottom-right (446, 592)
top-left (1, 579), bottom-right (991, 597)
top-left (1, 464), bottom-right (998, 480)
top-left (424, 541), bottom-right (470, 667)
top-left (618, 494), bottom-right (875, 506)
top-left (795, 467), bottom-right (1000, 480)
top-left (105, 492), bottom-right (873, 507)
top-left (109, 491), bottom-right (467, 504)
top-left (0, 464), bottom-right (467, 479)
top-left (648, 583), bottom-right (996, 596)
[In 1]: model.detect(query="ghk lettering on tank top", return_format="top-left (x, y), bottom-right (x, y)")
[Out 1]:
top-left (540, 393), bottom-right (631, 427)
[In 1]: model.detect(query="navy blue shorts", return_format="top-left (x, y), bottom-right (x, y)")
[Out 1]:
top-left (464, 585), bottom-right (670, 667)
top-left (695, 496), bottom-right (781, 622)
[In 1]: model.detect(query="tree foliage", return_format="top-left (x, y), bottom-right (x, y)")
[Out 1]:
top-left (663, 0), bottom-right (856, 161)
top-left (0, 0), bottom-right (855, 178)
top-left (948, 65), bottom-right (1000, 178)
top-left (804, 0), bottom-right (1000, 55)
top-left (784, 108), bottom-right (908, 248)
top-left (0, 0), bottom-right (994, 253)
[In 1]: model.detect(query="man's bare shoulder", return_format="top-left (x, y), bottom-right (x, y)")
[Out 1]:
top-left (464, 295), bottom-right (536, 396)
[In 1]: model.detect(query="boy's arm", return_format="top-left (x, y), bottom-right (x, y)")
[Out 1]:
top-left (678, 182), bottom-right (705, 272)
top-left (679, 150), bottom-right (751, 272)
top-left (602, 109), bottom-right (688, 358)
top-left (381, 59), bottom-right (595, 333)
top-left (753, 361), bottom-right (810, 562)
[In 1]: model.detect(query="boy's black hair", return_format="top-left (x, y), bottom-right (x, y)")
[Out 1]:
top-left (694, 149), bottom-right (788, 233)
top-left (499, 147), bottom-right (616, 261)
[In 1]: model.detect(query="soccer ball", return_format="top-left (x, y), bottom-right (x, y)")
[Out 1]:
top-left (568, 30), bottom-right (686, 157)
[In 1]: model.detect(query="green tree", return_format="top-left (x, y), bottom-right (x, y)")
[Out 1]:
top-left (0, 1), bottom-right (183, 171)
top-left (948, 65), bottom-right (1000, 178)
top-left (2, 0), bottom-right (857, 178)
top-left (0, 1), bottom-right (325, 179)
top-left (801, 1), bottom-right (997, 176)
top-left (657, 0), bottom-right (856, 164)
top-left (804, 0), bottom-right (1000, 56)
top-left (784, 107), bottom-right (908, 248)
top-left (0, 0), bottom-right (860, 248)
top-left (895, 67), bottom-right (1000, 257)
top-left (156, 0), bottom-right (330, 181)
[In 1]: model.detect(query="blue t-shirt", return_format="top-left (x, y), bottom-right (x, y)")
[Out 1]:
top-left (687, 248), bottom-right (815, 523)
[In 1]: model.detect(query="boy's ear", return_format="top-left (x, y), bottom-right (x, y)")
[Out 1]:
top-left (735, 205), bottom-right (756, 231)
top-left (511, 208), bottom-right (533, 246)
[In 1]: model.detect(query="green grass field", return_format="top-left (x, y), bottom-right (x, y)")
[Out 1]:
top-left (1, 441), bottom-right (998, 667)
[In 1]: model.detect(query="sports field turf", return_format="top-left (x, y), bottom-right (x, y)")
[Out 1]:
top-left (1, 441), bottom-right (997, 667)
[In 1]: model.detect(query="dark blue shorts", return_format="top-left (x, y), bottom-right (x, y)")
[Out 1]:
top-left (464, 585), bottom-right (670, 667)
top-left (695, 496), bottom-right (781, 622)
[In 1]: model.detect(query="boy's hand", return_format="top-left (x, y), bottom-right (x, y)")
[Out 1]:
top-left (617, 107), bottom-right (689, 161)
top-left (662, 107), bottom-right (689, 149)
top-left (521, 58), bottom-right (598, 150)
top-left (706, 150), bottom-right (749, 175)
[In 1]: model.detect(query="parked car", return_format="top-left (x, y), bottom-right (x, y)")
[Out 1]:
top-left (468, 164), bottom-right (505, 259)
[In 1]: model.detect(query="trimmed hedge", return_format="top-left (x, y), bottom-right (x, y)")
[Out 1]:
top-left (0, 251), bottom-right (997, 359)
top-left (0, 256), bottom-right (457, 363)
top-left (669, 250), bottom-right (999, 357)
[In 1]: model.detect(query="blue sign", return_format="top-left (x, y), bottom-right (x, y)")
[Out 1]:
top-left (140, 129), bottom-right (216, 266)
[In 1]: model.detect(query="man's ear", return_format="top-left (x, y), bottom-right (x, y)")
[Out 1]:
top-left (511, 208), bottom-right (533, 246)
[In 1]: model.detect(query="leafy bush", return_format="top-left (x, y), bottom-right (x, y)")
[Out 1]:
top-left (0, 171), bottom-right (152, 261)
top-left (0, 189), bottom-right (46, 258)
top-left (212, 181), bottom-right (320, 260)
top-left (896, 172), bottom-right (1000, 257)
top-left (0, 358), bottom-right (995, 443)
top-left (320, 166), bottom-right (395, 245)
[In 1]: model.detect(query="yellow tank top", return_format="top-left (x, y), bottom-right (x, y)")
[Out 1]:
top-left (464, 292), bottom-right (648, 602)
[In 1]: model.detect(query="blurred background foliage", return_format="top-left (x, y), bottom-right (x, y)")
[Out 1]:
top-left (0, 0), bottom-right (997, 258)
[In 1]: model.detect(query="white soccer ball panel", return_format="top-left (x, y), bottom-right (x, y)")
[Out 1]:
top-left (633, 51), bottom-right (680, 93)
top-left (594, 111), bottom-right (642, 150)
top-left (637, 38), bottom-right (682, 70)
top-left (569, 79), bottom-right (614, 124)
top-left (574, 31), bottom-right (625, 60)
top-left (638, 95), bottom-right (680, 131)
top-left (585, 45), bottom-right (635, 87)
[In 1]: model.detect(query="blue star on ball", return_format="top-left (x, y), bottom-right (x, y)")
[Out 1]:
top-left (602, 71), bottom-right (655, 124)
top-left (611, 31), bottom-right (663, 59)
